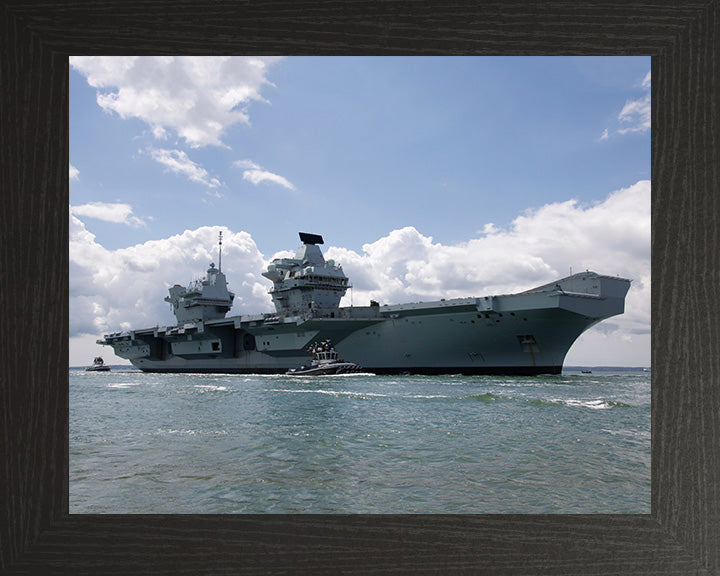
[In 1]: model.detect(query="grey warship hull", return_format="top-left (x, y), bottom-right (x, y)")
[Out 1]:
top-left (100, 272), bottom-right (630, 376)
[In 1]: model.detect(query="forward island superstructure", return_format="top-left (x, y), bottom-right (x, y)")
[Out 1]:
top-left (99, 232), bottom-right (631, 375)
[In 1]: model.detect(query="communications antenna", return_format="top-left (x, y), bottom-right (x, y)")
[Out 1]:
top-left (218, 231), bottom-right (223, 272)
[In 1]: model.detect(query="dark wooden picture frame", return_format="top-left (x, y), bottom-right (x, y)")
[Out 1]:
top-left (2, 2), bottom-right (718, 574)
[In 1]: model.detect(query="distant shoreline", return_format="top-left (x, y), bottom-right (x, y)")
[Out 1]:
top-left (69, 365), bottom-right (650, 372)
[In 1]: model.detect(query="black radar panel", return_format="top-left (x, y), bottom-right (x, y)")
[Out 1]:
top-left (299, 232), bottom-right (324, 245)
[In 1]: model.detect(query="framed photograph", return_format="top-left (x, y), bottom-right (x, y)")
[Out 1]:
top-left (2, 1), bottom-right (718, 574)
top-left (67, 54), bottom-right (650, 517)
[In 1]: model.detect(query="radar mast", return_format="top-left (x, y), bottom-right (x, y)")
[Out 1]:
top-left (218, 231), bottom-right (223, 272)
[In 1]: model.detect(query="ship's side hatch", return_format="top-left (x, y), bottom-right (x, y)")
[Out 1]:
top-left (149, 336), bottom-right (165, 361)
top-left (158, 338), bottom-right (171, 360)
top-left (517, 334), bottom-right (538, 352)
top-left (517, 334), bottom-right (539, 366)
top-left (233, 331), bottom-right (257, 356)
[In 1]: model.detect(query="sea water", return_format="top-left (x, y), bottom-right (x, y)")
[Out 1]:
top-left (70, 367), bottom-right (650, 514)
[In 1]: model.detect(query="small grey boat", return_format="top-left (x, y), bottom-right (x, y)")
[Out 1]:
top-left (86, 356), bottom-right (111, 372)
top-left (286, 341), bottom-right (364, 376)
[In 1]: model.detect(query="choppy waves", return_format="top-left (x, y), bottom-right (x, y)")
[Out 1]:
top-left (266, 387), bottom-right (635, 410)
top-left (70, 369), bottom-right (650, 514)
top-left (466, 392), bottom-right (633, 409)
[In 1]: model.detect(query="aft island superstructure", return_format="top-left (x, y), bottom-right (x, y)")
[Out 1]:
top-left (99, 232), bottom-right (631, 375)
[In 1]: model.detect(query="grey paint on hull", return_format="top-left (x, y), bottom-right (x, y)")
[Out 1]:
top-left (123, 289), bottom-right (623, 375)
top-left (135, 366), bottom-right (563, 376)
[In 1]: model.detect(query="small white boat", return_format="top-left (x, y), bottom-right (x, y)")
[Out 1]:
top-left (286, 341), bottom-right (363, 376)
top-left (86, 356), bottom-right (111, 372)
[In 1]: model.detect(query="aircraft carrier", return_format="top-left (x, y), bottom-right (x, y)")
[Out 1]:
top-left (98, 232), bottom-right (631, 375)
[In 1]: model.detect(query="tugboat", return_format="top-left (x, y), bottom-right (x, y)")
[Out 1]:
top-left (86, 356), bottom-right (111, 372)
top-left (286, 340), bottom-right (364, 376)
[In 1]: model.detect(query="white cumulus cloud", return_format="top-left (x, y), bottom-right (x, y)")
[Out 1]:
top-left (70, 202), bottom-right (147, 227)
top-left (69, 219), bottom-right (272, 345)
top-left (242, 169), bottom-right (296, 190)
top-left (148, 147), bottom-right (222, 189)
top-left (69, 164), bottom-right (79, 180)
top-left (233, 159), bottom-right (261, 170)
top-left (69, 56), bottom-right (282, 148)
top-left (233, 159), bottom-right (296, 190)
top-left (601, 70), bottom-right (650, 139)
top-left (618, 71), bottom-right (651, 134)
top-left (618, 92), bottom-right (651, 134)
top-left (642, 70), bottom-right (651, 89)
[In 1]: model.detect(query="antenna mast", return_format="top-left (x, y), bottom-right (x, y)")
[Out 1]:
top-left (218, 231), bottom-right (223, 272)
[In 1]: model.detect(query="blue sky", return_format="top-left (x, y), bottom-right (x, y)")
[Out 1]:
top-left (69, 56), bottom-right (650, 366)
